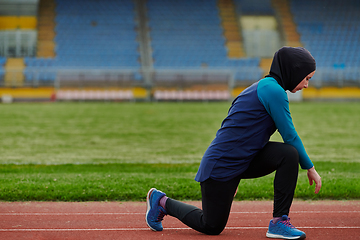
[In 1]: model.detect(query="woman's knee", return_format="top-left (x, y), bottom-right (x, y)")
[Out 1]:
top-left (280, 144), bottom-right (300, 172)
top-left (283, 144), bottom-right (299, 162)
top-left (204, 224), bottom-right (226, 235)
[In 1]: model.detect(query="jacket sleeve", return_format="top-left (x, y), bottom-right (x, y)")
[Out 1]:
top-left (257, 79), bottom-right (314, 169)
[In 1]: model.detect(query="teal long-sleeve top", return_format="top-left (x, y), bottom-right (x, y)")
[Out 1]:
top-left (258, 77), bottom-right (313, 169)
top-left (195, 77), bottom-right (313, 182)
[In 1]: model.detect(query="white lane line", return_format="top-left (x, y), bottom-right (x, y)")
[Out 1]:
top-left (0, 228), bottom-right (150, 232)
top-left (226, 226), bottom-right (360, 229)
top-left (231, 211), bottom-right (360, 214)
top-left (0, 213), bottom-right (144, 216)
top-left (0, 210), bottom-right (358, 216)
top-left (0, 226), bottom-right (359, 232)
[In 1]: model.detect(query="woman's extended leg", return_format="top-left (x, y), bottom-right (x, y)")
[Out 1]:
top-left (165, 175), bottom-right (240, 235)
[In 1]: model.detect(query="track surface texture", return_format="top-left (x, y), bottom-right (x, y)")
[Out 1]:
top-left (0, 200), bottom-right (359, 240)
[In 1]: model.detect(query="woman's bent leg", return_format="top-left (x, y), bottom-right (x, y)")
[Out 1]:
top-left (165, 142), bottom-right (298, 233)
top-left (239, 142), bottom-right (299, 217)
top-left (165, 176), bottom-right (240, 235)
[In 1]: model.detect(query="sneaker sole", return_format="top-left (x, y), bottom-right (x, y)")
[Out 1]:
top-left (146, 188), bottom-right (157, 231)
top-left (266, 232), bottom-right (306, 239)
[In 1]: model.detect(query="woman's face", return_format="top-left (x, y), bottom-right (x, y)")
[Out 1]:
top-left (291, 70), bottom-right (315, 93)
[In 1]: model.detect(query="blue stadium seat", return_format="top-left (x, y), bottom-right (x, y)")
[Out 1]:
top-left (147, 0), bottom-right (263, 81)
top-left (233, 0), bottom-right (274, 15)
top-left (0, 57), bottom-right (6, 66)
top-left (53, 0), bottom-right (140, 69)
top-left (0, 57), bottom-right (6, 80)
top-left (24, 0), bottom-right (140, 82)
top-left (291, 0), bottom-right (360, 82)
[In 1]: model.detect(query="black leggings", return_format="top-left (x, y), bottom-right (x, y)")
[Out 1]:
top-left (165, 142), bottom-right (299, 235)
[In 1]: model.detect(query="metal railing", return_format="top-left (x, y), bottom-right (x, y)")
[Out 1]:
top-left (311, 68), bottom-right (360, 88)
top-left (1, 67), bottom-right (360, 90)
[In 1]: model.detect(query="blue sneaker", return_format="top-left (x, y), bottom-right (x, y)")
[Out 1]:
top-left (146, 188), bottom-right (167, 231)
top-left (266, 215), bottom-right (306, 239)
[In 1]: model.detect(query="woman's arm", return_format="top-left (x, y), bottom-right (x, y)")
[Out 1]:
top-left (258, 79), bottom-right (321, 193)
top-left (257, 78), bottom-right (313, 169)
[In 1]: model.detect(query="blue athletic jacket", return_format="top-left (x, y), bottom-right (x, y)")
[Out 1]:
top-left (195, 77), bottom-right (313, 182)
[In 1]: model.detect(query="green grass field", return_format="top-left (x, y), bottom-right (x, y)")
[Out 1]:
top-left (0, 102), bottom-right (359, 201)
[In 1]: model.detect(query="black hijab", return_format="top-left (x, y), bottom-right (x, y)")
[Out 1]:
top-left (266, 47), bottom-right (316, 91)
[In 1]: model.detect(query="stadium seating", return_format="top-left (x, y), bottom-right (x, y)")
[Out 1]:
top-left (54, 0), bottom-right (139, 68)
top-left (290, 0), bottom-right (360, 83)
top-left (147, 0), bottom-right (263, 81)
top-left (23, 0), bottom-right (264, 84)
top-left (0, 57), bottom-right (5, 81)
top-left (19, 0), bottom-right (360, 88)
top-left (24, 57), bottom-right (56, 83)
top-left (233, 0), bottom-right (274, 15)
top-left (24, 0), bottom-right (140, 83)
top-left (0, 56), bottom-right (5, 65)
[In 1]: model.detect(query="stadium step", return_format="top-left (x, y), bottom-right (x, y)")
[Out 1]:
top-left (218, 0), bottom-right (245, 58)
top-left (260, 58), bottom-right (273, 75)
top-left (272, 0), bottom-right (302, 47)
top-left (37, 0), bottom-right (56, 58)
top-left (4, 58), bottom-right (25, 87)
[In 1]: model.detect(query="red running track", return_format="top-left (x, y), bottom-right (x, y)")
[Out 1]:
top-left (0, 200), bottom-right (359, 240)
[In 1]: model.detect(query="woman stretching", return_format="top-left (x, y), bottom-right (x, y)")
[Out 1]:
top-left (146, 46), bottom-right (322, 239)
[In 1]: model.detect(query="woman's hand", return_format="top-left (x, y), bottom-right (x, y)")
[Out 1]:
top-left (307, 166), bottom-right (322, 194)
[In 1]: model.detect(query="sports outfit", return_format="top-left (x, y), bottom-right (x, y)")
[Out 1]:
top-left (164, 77), bottom-right (312, 235)
top-left (146, 47), bottom-right (316, 239)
